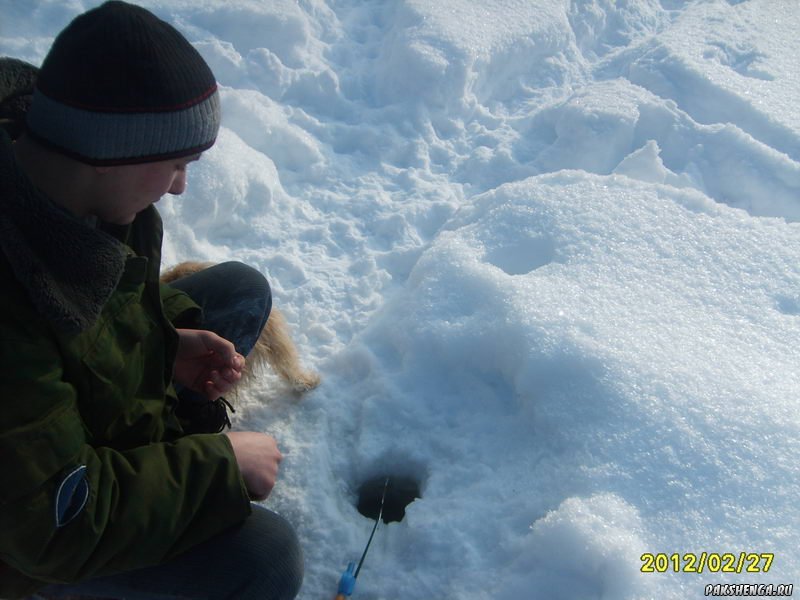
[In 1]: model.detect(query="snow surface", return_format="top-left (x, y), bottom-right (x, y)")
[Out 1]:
top-left (2, 1), bottom-right (800, 598)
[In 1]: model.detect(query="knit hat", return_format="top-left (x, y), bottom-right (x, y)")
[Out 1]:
top-left (25, 0), bottom-right (220, 165)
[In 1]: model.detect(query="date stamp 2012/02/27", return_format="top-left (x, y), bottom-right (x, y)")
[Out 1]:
top-left (641, 553), bottom-right (774, 574)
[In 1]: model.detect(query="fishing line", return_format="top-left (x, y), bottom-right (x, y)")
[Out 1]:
top-left (335, 476), bottom-right (390, 599)
top-left (354, 476), bottom-right (389, 578)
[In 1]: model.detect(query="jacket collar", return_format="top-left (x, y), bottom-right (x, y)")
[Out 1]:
top-left (0, 132), bottom-right (129, 334)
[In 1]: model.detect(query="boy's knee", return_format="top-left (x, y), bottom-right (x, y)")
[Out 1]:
top-left (240, 507), bottom-right (304, 599)
top-left (219, 261), bottom-right (272, 321)
top-left (219, 261), bottom-right (270, 295)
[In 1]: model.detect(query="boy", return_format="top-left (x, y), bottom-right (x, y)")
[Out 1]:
top-left (0, 2), bottom-right (303, 598)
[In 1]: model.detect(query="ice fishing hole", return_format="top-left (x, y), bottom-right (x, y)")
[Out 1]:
top-left (356, 476), bottom-right (421, 523)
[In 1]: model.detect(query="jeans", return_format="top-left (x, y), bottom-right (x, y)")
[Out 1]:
top-left (170, 260), bottom-right (273, 358)
top-left (38, 505), bottom-right (304, 600)
top-left (38, 262), bottom-right (303, 599)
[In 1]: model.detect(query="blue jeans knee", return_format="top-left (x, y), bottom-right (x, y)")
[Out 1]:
top-left (168, 261), bottom-right (272, 357)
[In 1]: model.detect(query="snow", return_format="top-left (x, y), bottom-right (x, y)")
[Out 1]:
top-left (2, 0), bottom-right (799, 598)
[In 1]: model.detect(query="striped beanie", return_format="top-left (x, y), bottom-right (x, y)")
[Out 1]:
top-left (25, 0), bottom-right (220, 165)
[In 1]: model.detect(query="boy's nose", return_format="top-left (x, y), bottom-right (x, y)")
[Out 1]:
top-left (169, 170), bottom-right (187, 195)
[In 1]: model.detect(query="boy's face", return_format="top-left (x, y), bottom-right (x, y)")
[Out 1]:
top-left (94, 154), bottom-right (202, 225)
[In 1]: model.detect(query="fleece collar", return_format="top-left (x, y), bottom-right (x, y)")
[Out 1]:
top-left (0, 132), bottom-right (129, 334)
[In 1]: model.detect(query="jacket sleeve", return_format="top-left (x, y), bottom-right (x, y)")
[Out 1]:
top-left (0, 333), bottom-right (252, 584)
top-left (160, 281), bottom-right (203, 328)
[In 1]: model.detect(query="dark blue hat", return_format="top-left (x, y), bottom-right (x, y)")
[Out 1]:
top-left (26, 1), bottom-right (220, 165)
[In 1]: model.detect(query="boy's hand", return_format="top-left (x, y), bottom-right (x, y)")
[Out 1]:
top-left (173, 329), bottom-right (245, 400)
top-left (225, 431), bottom-right (282, 500)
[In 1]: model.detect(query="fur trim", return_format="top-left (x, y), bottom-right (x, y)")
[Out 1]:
top-left (253, 306), bottom-right (321, 392)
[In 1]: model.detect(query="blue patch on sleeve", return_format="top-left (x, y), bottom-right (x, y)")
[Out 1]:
top-left (55, 465), bottom-right (89, 528)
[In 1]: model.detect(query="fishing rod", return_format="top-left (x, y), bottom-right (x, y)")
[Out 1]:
top-left (335, 477), bottom-right (390, 599)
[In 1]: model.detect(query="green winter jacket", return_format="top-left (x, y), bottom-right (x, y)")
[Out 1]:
top-left (0, 128), bottom-right (251, 595)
